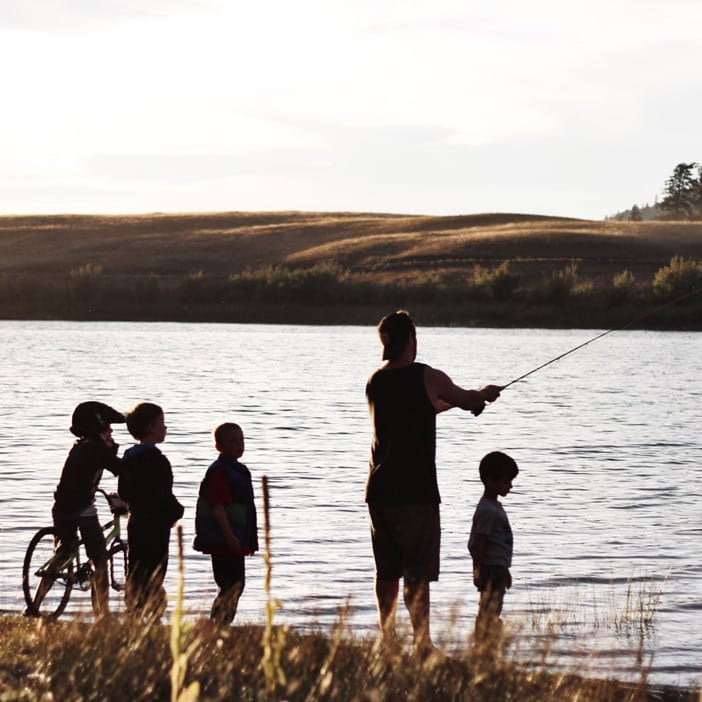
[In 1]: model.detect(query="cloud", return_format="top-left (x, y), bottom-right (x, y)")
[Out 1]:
top-left (1, 0), bottom-right (700, 217)
top-left (0, 0), bottom-right (224, 32)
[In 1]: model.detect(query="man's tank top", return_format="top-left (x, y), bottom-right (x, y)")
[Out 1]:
top-left (365, 362), bottom-right (439, 504)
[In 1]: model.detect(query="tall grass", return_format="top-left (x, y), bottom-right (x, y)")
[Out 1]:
top-left (169, 525), bottom-right (200, 702)
top-left (261, 475), bottom-right (286, 699)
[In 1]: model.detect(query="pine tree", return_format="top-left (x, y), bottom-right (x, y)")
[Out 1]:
top-left (695, 164), bottom-right (702, 218)
top-left (660, 162), bottom-right (699, 220)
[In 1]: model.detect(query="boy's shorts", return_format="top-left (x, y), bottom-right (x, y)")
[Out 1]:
top-left (368, 503), bottom-right (440, 583)
top-left (53, 513), bottom-right (107, 563)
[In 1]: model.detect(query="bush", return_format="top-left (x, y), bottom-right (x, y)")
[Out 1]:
top-left (229, 263), bottom-right (352, 304)
top-left (179, 270), bottom-right (208, 304)
top-left (607, 270), bottom-right (637, 305)
top-left (652, 256), bottom-right (702, 300)
top-left (531, 261), bottom-right (578, 305)
top-left (464, 262), bottom-right (520, 301)
top-left (69, 262), bottom-right (103, 301)
top-left (489, 261), bottom-right (521, 301)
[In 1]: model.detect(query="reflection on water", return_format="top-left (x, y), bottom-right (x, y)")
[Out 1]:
top-left (1, 322), bottom-right (700, 687)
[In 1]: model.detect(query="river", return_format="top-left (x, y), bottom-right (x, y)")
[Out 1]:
top-left (0, 321), bottom-right (700, 688)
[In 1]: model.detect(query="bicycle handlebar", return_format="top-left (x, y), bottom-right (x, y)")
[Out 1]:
top-left (97, 488), bottom-right (129, 516)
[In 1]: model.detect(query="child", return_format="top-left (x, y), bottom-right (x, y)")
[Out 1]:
top-left (467, 451), bottom-right (519, 640)
top-left (194, 422), bottom-right (258, 624)
top-left (51, 401), bottom-right (125, 617)
top-left (118, 402), bottom-right (183, 619)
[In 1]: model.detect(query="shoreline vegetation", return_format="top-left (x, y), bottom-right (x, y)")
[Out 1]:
top-left (1, 211), bottom-right (701, 329)
top-left (0, 614), bottom-right (698, 702)
top-left (10, 513), bottom-right (700, 701)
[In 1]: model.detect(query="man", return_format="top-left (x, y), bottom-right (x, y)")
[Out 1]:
top-left (365, 310), bottom-right (501, 653)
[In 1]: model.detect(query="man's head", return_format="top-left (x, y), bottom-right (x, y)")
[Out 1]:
top-left (214, 422), bottom-right (245, 460)
top-left (377, 310), bottom-right (416, 361)
top-left (479, 451), bottom-right (519, 484)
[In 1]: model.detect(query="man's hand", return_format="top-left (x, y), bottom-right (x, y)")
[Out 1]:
top-left (480, 384), bottom-right (503, 403)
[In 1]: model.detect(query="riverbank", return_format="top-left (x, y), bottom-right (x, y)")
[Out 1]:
top-left (1, 212), bottom-right (701, 329)
top-left (0, 615), bottom-right (696, 701)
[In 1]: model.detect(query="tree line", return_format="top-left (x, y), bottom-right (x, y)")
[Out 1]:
top-left (610, 162), bottom-right (702, 222)
top-left (658, 162), bottom-right (702, 220)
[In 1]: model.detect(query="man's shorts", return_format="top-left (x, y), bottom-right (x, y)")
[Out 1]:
top-left (368, 503), bottom-right (440, 583)
top-left (52, 512), bottom-right (107, 563)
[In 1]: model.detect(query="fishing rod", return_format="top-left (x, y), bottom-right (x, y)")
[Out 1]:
top-left (500, 286), bottom-right (702, 390)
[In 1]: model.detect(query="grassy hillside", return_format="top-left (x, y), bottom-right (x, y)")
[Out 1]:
top-left (1, 211), bottom-right (701, 327)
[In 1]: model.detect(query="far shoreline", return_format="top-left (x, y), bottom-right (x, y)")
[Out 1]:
top-left (2, 299), bottom-right (701, 332)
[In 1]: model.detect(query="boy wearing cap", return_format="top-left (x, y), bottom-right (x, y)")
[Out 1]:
top-left (50, 401), bottom-right (125, 617)
top-left (365, 309), bottom-right (502, 654)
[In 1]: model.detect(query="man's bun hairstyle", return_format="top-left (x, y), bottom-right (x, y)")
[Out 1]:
top-left (378, 309), bottom-right (416, 361)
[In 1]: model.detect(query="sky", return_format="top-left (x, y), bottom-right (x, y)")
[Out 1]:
top-left (1, 0), bottom-right (700, 220)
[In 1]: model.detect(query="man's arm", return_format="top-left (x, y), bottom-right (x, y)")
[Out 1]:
top-left (424, 366), bottom-right (502, 415)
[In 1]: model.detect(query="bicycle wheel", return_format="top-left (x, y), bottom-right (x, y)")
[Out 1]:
top-left (22, 527), bottom-right (73, 618)
top-left (108, 540), bottom-right (128, 593)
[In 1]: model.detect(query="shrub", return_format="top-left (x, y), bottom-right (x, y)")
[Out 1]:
top-left (229, 263), bottom-right (352, 304)
top-left (531, 261), bottom-right (578, 305)
top-left (464, 262), bottom-right (520, 301)
top-left (651, 256), bottom-right (702, 300)
top-left (69, 262), bottom-right (103, 301)
top-left (488, 261), bottom-right (521, 301)
top-left (179, 270), bottom-right (209, 304)
top-left (607, 270), bottom-right (637, 305)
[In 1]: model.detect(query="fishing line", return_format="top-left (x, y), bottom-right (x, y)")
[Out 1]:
top-left (500, 286), bottom-right (702, 390)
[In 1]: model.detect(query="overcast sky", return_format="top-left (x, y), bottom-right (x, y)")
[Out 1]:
top-left (1, 0), bottom-right (700, 219)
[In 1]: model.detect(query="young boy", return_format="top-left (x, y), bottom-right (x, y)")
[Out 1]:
top-left (118, 402), bottom-right (183, 619)
top-left (194, 422), bottom-right (258, 625)
top-left (51, 401), bottom-right (125, 617)
top-left (467, 451), bottom-right (519, 640)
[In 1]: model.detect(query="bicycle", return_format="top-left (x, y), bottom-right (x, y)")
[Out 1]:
top-left (22, 488), bottom-right (129, 618)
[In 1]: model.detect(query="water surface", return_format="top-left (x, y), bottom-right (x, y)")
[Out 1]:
top-left (0, 321), bottom-right (700, 687)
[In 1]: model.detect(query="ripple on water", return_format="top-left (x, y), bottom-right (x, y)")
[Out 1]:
top-left (1, 322), bottom-right (701, 686)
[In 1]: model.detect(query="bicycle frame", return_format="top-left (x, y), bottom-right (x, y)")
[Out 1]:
top-left (24, 489), bottom-right (129, 617)
top-left (45, 502), bottom-right (125, 588)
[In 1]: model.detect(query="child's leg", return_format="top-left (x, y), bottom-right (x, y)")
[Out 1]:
top-left (78, 516), bottom-right (109, 617)
top-left (474, 566), bottom-right (508, 642)
top-left (210, 554), bottom-right (245, 625)
top-left (126, 521), bottom-right (169, 618)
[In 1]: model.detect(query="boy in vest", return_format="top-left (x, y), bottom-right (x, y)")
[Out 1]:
top-left (194, 422), bottom-right (258, 624)
top-left (468, 451), bottom-right (519, 642)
